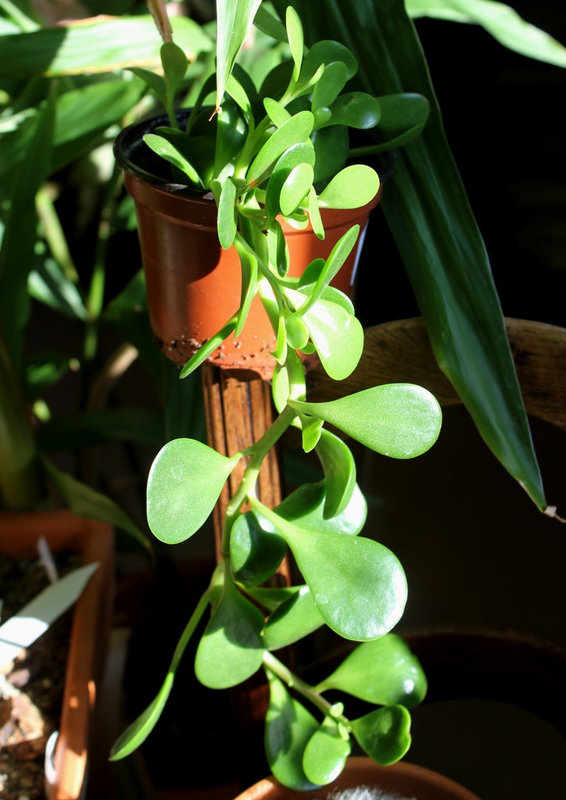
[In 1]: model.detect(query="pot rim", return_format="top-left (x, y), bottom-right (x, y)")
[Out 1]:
top-left (113, 109), bottom-right (396, 195)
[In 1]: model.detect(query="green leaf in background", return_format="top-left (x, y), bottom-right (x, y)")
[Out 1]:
top-left (147, 438), bottom-right (240, 544)
top-left (215, 0), bottom-right (262, 112)
top-left (28, 258), bottom-right (87, 321)
top-left (37, 407), bottom-right (165, 451)
top-left (351, 705), bottom-right (412, 765)
top-left (316, 634), bottom-right (428, 708)
top-left (195, 574), bottom-right (265, 688)
top-left (265, 673), bottom-right (320, 791)
top-left (42, 457), bottom-right (149, 553)
top-left (291, 384), bottom-right (442, 459)
top-left (0, 15), bottom-right (212, 77)
top-left (282, 0), bottom-right (547, 509)
top-left (302, 714), bottom-right (351, 786)
top-left (0, 92), bottom-right (54, 368)
top-left (406, 0), bottom-right (566, 67)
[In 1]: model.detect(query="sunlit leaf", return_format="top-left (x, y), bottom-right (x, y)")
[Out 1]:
top-left (315, 429), bottom-right (356, 518)
top-left (147, 438), bottom-right (240, 543)
top-left (217, 177), bottom-right (238, 249)
top-left (247, 111), bottom-right (314, 184)
top-left (290, 384), bottom-right (442, 458)
top-left (316, 634), bottom-right (427, 708)
top-left (215, 0), bottom-right (262, 110)
top-left (318, 164), bottom-right (380, 208)
top-left (302, 714), bottom-right (350, 786)
top-left (351, 705), bottom-right (412, 765)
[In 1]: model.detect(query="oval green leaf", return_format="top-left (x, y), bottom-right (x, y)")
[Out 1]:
top-left (315, 429), bottom-right (356, 518)
top-left (231, 510), bottom-right (287, 586)
top-left (194, 577), bottom-right (265, 688)
top-left (302, 716), bottom-right (351, 786)
top-left (280, 163), bottom-right (314, 216)
top-left (217, 177), bottom-right (238, 249)
top-left (247, 110), bottom-right (314, 185)
top-left (147, 439), bottom-right (239, 543)
top-left (317, 634), bottom-right (427, 708)
top-left (290, 384), bottom-right (442, 458)
top-left (351, 705), bottom-right (412, 765)
top-left (318, 163), bottom-right (380, 209)
top-left (263, 585), bottom-right (324, 650)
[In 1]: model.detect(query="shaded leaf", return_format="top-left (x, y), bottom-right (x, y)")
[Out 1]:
top-left (263, 585), bottom-right (324, 650)
top-left (265, 674), bottom-right (320, 791)
top-left (315, 429), bottom-right (356, 518)
top-left (302, 715), bottom-right (350, 786)
top-left (195, 575), bottom-right (265, 688)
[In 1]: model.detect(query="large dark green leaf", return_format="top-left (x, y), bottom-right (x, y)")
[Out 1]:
top-left (280, 0), bottom-right (546, 509)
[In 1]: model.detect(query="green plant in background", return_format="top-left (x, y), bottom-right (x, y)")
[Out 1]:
top-left (109, 4), bottom-right (442, 789)
top-left (0, 4), bottom-right (212, 537)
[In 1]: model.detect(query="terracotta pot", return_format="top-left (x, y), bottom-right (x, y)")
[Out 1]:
top-left (234, 757), bottom-right (481, 800)
top-left (114, 112), bottom-right (381, 379)
top-left (0, 509), bottom-right (114, 800)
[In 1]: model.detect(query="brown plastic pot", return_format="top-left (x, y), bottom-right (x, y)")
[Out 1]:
top-left (0, 509), bottom-right (114, 800)
top-left (233, 757), bottom-right (481, 800)
top-left (114, 112), bottom-right (382, 379)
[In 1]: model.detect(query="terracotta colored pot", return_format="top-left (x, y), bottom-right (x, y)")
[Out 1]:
top-left (234, 757), bottom-right (481, 800)
top-left (114, 112), bottom-right (381, 379)
top-left (0, 509), bottom-right (114, 800)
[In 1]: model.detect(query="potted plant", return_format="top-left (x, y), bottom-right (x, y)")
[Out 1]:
top-left (109, 3), bottom-right (448, 793)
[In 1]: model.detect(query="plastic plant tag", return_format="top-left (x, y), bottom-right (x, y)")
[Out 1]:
top-left (0, 562), bottom-right (98, 670)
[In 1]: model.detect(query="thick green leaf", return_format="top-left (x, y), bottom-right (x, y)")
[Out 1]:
top-left (315, 429), bottom-right (356, 518)
top-left (143, 133), bottom-right (203, 187)
top-left (195, 575), bottom-right (265, 688)
top-left (216, 0), bottom-right (262, 111)
top-left (351, 705), bottom-right (412, 765)
top-left (265, 674), bottom-right (320, 791)
top-left (318, 163), bottom-right (380, 208)
top-left (263, 585), bottom-right (324, 650)
top-left (302, 715), bottom-right (351, 786)
top-left (286, 5), bottom-right (304, 81)
top-left (312, 61), bottom-right (349, 111)
top-left (325, 91), bottom-right (381, 129)
top-left (287, 292), bottom-right (363, 380)
top-left (285, 0), bottom-right (546, 509)
top-left (280, 163), bottom-right (314, 216)
top-left (247, 110), bottom-right (315, 184)
top-left (217, 177), bottom-right (238, 249)
top-left (290, 384), bottom-right (442, 458)
top-left (0, 16), bottom-right (212, 77)
top-left (253, 502), bottom-right (407, 641)
top-left (317, 634), bottom-right (427, 708)
top-left (231, 510), bottom-right (287, 586)
top-left (406, 0), bottom-right (566, 67)
top-left (147, 438), bottom-right (239, 543)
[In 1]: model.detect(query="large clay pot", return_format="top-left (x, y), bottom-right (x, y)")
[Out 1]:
top-left (114, 112), bottom-right (381, 379)
top-left (234, 756), bottom-right (481, 800)
top-left (0, 510), bottom-right (114, 800)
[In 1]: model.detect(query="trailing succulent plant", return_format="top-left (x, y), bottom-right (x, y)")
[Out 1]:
top-left (111, 4), bottom-right (441, 790)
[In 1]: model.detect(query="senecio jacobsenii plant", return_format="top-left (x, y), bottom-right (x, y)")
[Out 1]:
top-left (111, 5), bottom-right (441, 790)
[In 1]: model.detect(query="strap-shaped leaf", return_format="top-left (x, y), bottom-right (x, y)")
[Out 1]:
top-left (283, 0), bottom-right (546, 509)
top-left (217, 177), bottom-right (238, 249)
top-left (178, 315), bottom-right (238, 378)
top-left (351, 705), bottom-right (412, 765)
top-left (195, 575), bottom-right (265, 688)
top-left (406, 0), bottom-right (566, 67)
top-left (290, 384), bottom-right (442, 458)
top-left (147, 439), bottom-right (240, 543)
top-left (316, 634), bottom-right (427, 708)
top-left (265, 673), bottom-right (320, 791)
top-left (302, 714), bottom-right (351, 786)
top-left (215, 0), bottom-right (262, 112)
top-left (286, 5), bottom-right (304, 81)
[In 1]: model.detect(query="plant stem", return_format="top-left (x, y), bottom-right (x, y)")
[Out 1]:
top-left (263, 651), bottom-right (347, 722)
